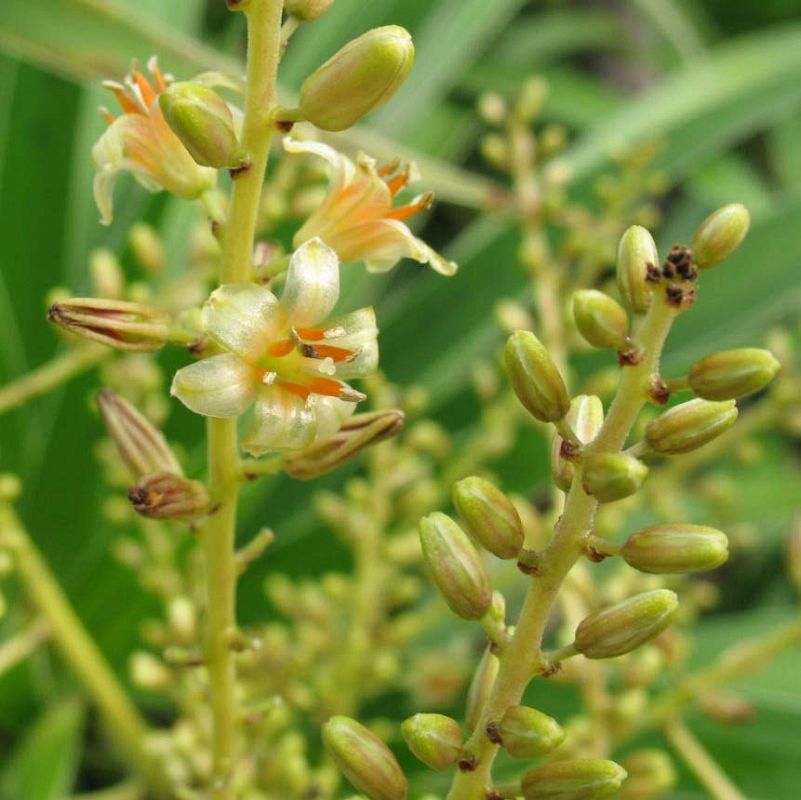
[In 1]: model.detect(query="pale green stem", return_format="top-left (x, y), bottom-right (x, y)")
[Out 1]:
top-left (665, 720), bottom-right (746, 800)
top-left (0, 504), bottom-right (168, 796)
top-left (0, 618), bottom-right (50, 675)
top-left (0, 345), bottom-right (107, 416)
top-left (201, 2), bottom-right (285, 797)
top-left (447, 296), bottom-right (677, 800)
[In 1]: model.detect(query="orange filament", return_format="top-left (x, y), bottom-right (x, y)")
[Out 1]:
top-left (294, 327), bottom-right (326, 341)
top-left (377, 158), bottom-right (401, 177)
top-left (102, 109), bottom-right (115, 124)
top-left (312, 344), bottom-right (353, 362)
top-left (387, 193), bottom-right (433, 222)
top-left (276, 380), bottom-right (311, 400)
top-left (308, 376), bottom-right (347, 397)
top-left (149, 61), bottom-right (167, 92)
top-left (111, 86), bottom-right (140, 115)
top-left (133, 70), bottom-right (156, 107)
top-left (385, 171), bottom-right (411, 197)
top-left (266, 339), bottom-right (294, 357)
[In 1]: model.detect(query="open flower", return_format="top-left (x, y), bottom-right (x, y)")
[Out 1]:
top-left (285, 137), bottom-right (457, 276)
top-left (93, 57), bottom-right (216, 225)
top-left (171, 239), bottom-right (378, 455)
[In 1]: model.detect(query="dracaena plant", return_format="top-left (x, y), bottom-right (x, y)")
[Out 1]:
top-left (0, 3), bottom-right (800, 800)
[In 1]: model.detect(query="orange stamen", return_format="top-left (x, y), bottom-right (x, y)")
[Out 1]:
top-left (266, 339), bottom-right (294, 357)
top-left (102, 109), bottom-right (115, 125)
top-left (133, 70), bottom-right (156, 108)
top-left (294, 327), bottom-right (326, 341)
top-left (276, 380), bottom-right (311, 400)
top-left (308, 377), bottom-right (347, 398)
top-left (111, 87), bottom-right (139, 115)
top-left (385, 171), bottom-right (411, 197)
top-left (377, 159), bottom-right (401, 177)
top-left (149, 61), bottom-right (166, 92)
top-left (386, 193), bottom-right (434, 222)
top-left (312, 344), bottom-right (353, 362)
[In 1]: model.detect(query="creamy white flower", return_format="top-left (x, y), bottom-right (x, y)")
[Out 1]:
top-left (284, 137), bottom-right (457, 276)
top-left (171, 239), bottom-right (378, 456)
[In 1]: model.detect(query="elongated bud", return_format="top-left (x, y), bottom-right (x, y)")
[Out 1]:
top-left (496, 705), bottom-right (565, 759)
top-left (582, 453), bottom-right (648, 503)
top-left (452, 477), bottom-right (524, 559)
top-left (645, 398), bottom-right (737, 454)
top-left (574, 589), bottom-right (678, 659)
top-left (465, 647), bottom-right (499, 733)
top-left (620, 749), bottom-right (676, 800)
top-left (322, 716), bottom-right (408, 800)
top-left (97, 390), bottom-right (183, 480)
top-left (505, 331), bottom-right (570, 423)
top-left (692, 203), bottom-right (750, 269)
top-left (159, 82), bottom-right (242, 169)
top-left (419, 513), bottom-right (491, 620)
top-left (89, 249), bottom-right (124, 299)
top-left (48, 297), bottom-right (169, 352)
top-left (622, 524), bottom-right (728, 574)
top-left (572, 290), bottom-right (629, 350)
top-left (282, 410), bottom-right (404, 479)
top-left (688, 348), bottom-right (779, 401)
top-left (522, 759), bottom-right (627, 800)
top-left (617, 225), bottom-right (658, 313)
top-left (128, 472), bottom-right (209, 521)
top-left (286, 0), bottom-right (335, 20)
top-left (699, 691), bottom-right (755, 725)
top-left (552, 394), bottom-right (604, 490)
top-left (129, 223), bottom-right (165, 275)
top-left (401, 713), bottom-right (462, 771)
top-left (299, 26), bottom-right (414, 131)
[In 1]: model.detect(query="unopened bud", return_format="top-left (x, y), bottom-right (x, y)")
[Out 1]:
top-left (159, 82), bottom-right (242, 169)
top-left (48, 297), bottom-right (169, 352)
top-left (522, 759), bottom-right (627, 800)
top-left (582, 453), bottom-right (648, 503)
top-left (286, 0), bottom-right (335, 21)
top-left (552, 395), bottom-right (604, 490)
top-left (465, 647), bottom-right (499, 733)
top-left (688, 348), bottom-right (779, 400)
top-left (97, 389), bottom-right (183, 480)
top-left (452, 477), bottom-right (524, 559)
top-left (130, 651), bottom-right (171, 691)
top-left (622, 524), bottom-right (728, 574)
top-left (477, 92), bottom-right (508, 125)
top-left (505, 331), bottom-right (570, 423)
top-left (516, 76), bottom-right (548, 123)
top-left (620, 749), bottom-right (676, 799)
top-left (89, 249), bottom-right (124, 299)
top-left (496, 705), bottom-right (565, 759)
top-left (698, 691), bottom-right (755, 725)
top-left (128, 472), bottom-right (210, 521)
top-left (645, 398), bottom-right (737, 454)
top-left (299, 26), bottom-right (414, 131)
top-left (418, 513), bottom-right (491, 620)
top-left (574, 589), bottom-right (678, 659)
top-left (129, 223), bottom-right (166, 275)
top-left (572, 290), bottom-right (629, 350)
top-left (692, 203), bottom-right (750, 269)
top-left (282, 409), bottom-right (404, 479)
top-left (617, 225), bottom-right (658, 313)
top-left (322, 716), bottom-right (408, 800)
top-left (401, 713), bottom-right (462, 771)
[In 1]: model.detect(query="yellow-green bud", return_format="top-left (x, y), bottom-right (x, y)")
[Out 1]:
top-left (692, 203), bottom-right (750, 269)
top-left (622, 524), bottom-right (728, 574)
top-left (452, 477), bottom-right (524, 559)
top-left (159, 82), bottom-right (241, 169)
top-left (645, 398), bottom-right (738, 454)
top-left (582, 453), bottom-right (648, 503)
top-left (128, 472), bottom-right (210, 521)
top-left (688, 348), bottom-right (780, 401)
top-left (552, 395), bottom-right (604, 490)
top-left (617, 225), bottom-right (658, 313)
top-left (299, 26), bottom-right (414, 131)
top-left (48, 297), bottom-right (169, 352)
top-left (401, 713), bottom-right (462, 771)
top-left (572, 290), bottom-right (629, 350)
top-left (505, 331), bottom-right (570, 423)
top-left (322, 716), bottom-right (408, 800)
top-left (419, 513), bottom-right (491, 620)
top-left (465, 647), bottom-right (499, 733)
top-left (286, 0), bottom-right (334, 21)
top-left (495, 705), bottom-right (565, 759)
top-left (522, 759), bottom-right (627, 800)
top-left (620, 749), bottom-right (676, 800)
top-left (574, 589), bottom-right (678, 659)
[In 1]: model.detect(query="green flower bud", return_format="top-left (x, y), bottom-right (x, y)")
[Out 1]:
top-left (622, 524), bottom-right (728, 574)
top-left (299, 26), bottom-right (414, 131)
top-left (419, 513), bottom-right (491, 620)
top-left (505, 331), bottom-right (570, 423)
top-left (688, 348), bottom-right (780, 401)
top-left (496, 705), bottom-right (565, 759)
top-left (582, 453), bottom-right (648, 503)
top-left (620, 749), bottom-right (676, 800)
top-left (322, 716), bottom-right (408, 800)
top-left (522, 759), bottom-right (627, 800)
top-left (286, 0), bottom-right (335, 21)
top-left (645, 399), bottom-right (738, 454)
top-left (574, 589), bottom-right (678, 659)
top-left (552, 395), bottom-right (604, 490)
top-left (692, 203), bottom-right (750, 269)
top-left (617, 225), bottom-right (658, 313)
top-left (401, 713), bottom-right (462, 771)
top-left (452, 477), bottom-right (524, 559)
top-left (159, 82), bottom-right (241, 169)
top-left (572, 290), bottom-right (629, 350)
top-left (465, 647), bottom-right (499, 733)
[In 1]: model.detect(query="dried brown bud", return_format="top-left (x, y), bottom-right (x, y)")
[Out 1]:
top-left (128, 472), bottom-right (209, 521)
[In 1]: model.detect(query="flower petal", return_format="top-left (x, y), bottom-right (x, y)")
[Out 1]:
top-left (310, 395), bottom-right (357, 441)
top-left (282, 238), bottom-right (340, 327)
top-left (171, 353), bottom-right (257, 418)
top-left (202, 283), bottom-right (285, 363)
top-left (92, 118), bottom-right (127, 225)
top-left (242, 386), bottom-right (316, 455)
top-left (320, 307), bottom-right (379, 380)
